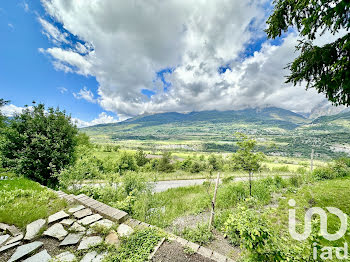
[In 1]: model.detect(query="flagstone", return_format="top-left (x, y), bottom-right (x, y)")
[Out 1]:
top-left (60, 233), bottom-right (84, 246)
top-left (43, 223), bottom-right (68, 240)
top-left (7, 225), bottom-right (21, 236)
top-left (80, 251), bottom-right (97, 262)
top-left (0, 223), bottom-right (9, 231)
top-left (24, 219), bottom-right (46, 240)
top-left (79, 214), bottom-right (102, 226)
top-left (78, 236), bottom-right (102, 250)
top-left (23, 250), bottom-right (51, 262)
top-left (69, 222), bottom-right (86, 232)
top-left (73, 208), bottom-right (92, 219)
top-left (60, 219), bottom-right (75, 226)
top-left (55, 251), bottom-right (76, 262)
top-left (6, 234), bottom-right (23, 245)
top-left (48, 210), bottom-right (69, 224)
top-left (91, 219), bottom-right (114, 229)
top-left (0, 234), bottom-right (10, 246)
top-left (68, 205), bottom-right (85, 214)
top-left (117, 224), bottom-right (134, 237)
top-left (0, 241), bottom-right (21, 253)
top-left (8, 241), bottom-right (43, 262)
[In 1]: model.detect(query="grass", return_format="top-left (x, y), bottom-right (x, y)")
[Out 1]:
top-left (0, 177), bottom-right (67, 228)
top-left (269, 177), bottom-right (350, 247)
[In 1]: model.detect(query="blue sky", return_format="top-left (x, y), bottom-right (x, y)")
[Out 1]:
top-left (0, 1), bottom-right (327, 126)
top-left (0, 1), bottom-right (105, 123)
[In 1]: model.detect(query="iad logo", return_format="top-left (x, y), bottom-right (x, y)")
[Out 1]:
top-left (288, 199), bottom-right (347, 241)
top-left (288, 199), bottom-right (348, 260)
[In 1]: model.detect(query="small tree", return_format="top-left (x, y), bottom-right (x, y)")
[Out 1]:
top-left (232, 133), bottom-right (265, 196)
top-left (1, 103), bottom-right (78, 186)
top-left (135, 149), bottom-right (149, 167)
top-left (157, 151), bottom-right (174, 172)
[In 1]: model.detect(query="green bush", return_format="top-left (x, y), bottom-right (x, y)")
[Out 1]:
top-left (313, 166), bottom-right (337, 180)
top-left (182, 223), bottom-right (214, 245)
top-left (157, 152), bottom-right (174, 172)
top-left (289, 174), bottom-right (303, 188)
top-left (117, 151), bottom-right (138, 173)
top-left (1, 103), bottom-right (78, 186)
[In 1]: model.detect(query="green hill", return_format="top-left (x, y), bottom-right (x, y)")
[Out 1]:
top-left (83, 107), bottom-right (350, 159)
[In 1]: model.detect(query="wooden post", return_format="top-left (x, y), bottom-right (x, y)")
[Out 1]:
top-left (209, 172), bottom-right (220, 231)
top-left (310, 149), bottom-right (314, 172)
top-left (249, 171), bottom-right (252, 197)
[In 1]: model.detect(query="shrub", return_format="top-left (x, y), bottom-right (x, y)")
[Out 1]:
top-left (135, 149), bottom-right (149, 167)
top-left (182, 223), bottom-right (214, 245)
top-left (289, 174), bottom-right (303, 188)
top-left (1, 103), bottom-right (78, 186)
top-left (157, 152), bottom-right (174, 172)
top-left (117, 151), bottom-right (138, 173)
top-left (312, 166), bottom-right (336, 180)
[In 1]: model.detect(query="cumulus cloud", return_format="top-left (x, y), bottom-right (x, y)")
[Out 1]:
top-left (39, 0), bottom-right (334, 118)
top-left (38, 17), bottom-right (69, 45)
top-left (1, 104), bottom-right (31, 116)
top-left (73, 87), bottom-right (96, 103)
top-left (72, 112), bottom-right (118, 128)
top-left (58, 86), bottom-right (67, 94)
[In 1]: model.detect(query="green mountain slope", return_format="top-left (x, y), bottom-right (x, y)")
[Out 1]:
top-left (83, 107), bottom-right (350, 159)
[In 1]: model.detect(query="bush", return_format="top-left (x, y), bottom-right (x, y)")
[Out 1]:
top-left (117, 151), bottom-right (138, 173)
top-left (157, 152), bottom-right (174, 172)
top-left (289, 174), bottom-right (303, 188)
top-left (1, 103), bottom-right (78, 186)
top-left (182, 223), bottom-right (214, 245)
top-left (313, 166), bottom-right (337, 180)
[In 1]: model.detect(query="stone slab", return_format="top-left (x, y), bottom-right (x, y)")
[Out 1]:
top-left (104, 232), bottom-right (119, 247)
top-left (79, 214), bottom-right (102, 226)
top-left (186, 241), bottom-right (200, 252)
top-left (92, 252), bottom-right (107, 262)
top-left (48, 210), bottom-right (69, 224)
top-left (8, 241), bottom-right (43, 262)
top-left (0, 234), bottom-right (10, 246)
top-left (78, 236), bottom-right (103, 250)
top-left (7, 225), bottom-right (21, 236)
top-left (6, 234), bottom-right (24, 245)
top-left (60, 233), bottom-right (84, 246)
top-left (60, 219), bottom-right (75, 226)
top-left (211, 251), bottom-right (227, 262)
top-left (55, 251), bottom-right (76, 262)
top-left (73, 208), bottom-right (92, 219)
top-left (197, 246), bottom-right (213, 259)
top-left (0, 223), bottom-right (9, 231)
top-left (80, 251), bottom-right (97, 262)
top-left (91, 219), bottom-right (114, 229)
top-left (0, 241), bottom-right (21, 253)
top-left (24, 219), bottom-right (46, 240)
top-left (117, 224), bottom-right (133, 237)
top-left (67, 205), bottom-right (85, 214)
top-left (69, 222), bottom-right (86, 232)
top-left (43, 223), bottom-right (68, 240)
top-left (23, 250), bottom-right (51, 262)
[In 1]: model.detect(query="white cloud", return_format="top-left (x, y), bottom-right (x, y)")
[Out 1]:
top-left (38, 17), bottom-right (69, 45)
top-left (8, 23), bottom-right (14, 29)
top-left (72, 112), bottom-right (118, 128)
top-left (23, 1), bottom-right (29, 12)
top-left (73, 87), bottom-right (96, 103)
top-left (40, 0), bottom-right (338, 118)
top-left (0, 104), bottom-right (31, 117)
top-left (58, 86), bottom-right (67, 94)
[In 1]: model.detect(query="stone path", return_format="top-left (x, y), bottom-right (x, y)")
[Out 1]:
top-left (1, 192), bottom-right (234, 262)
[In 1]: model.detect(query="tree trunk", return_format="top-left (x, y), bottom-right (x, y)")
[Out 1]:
top-left (249, 171), bottom-right (252, 197)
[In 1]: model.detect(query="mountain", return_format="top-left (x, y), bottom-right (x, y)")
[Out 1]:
top-left (83, 107), bottom-right (350, 159)
top-left (306, 100), bottom-right (349, 119)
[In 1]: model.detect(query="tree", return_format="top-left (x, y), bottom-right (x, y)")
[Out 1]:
top-left (266, 1), bottom-right (350, 106)
top-left (135, 149), bottom-right (149, 167)
top-left (232, 133), bottom-right (265, 196)
top-left (157, 151), bottom-right (174, 172)
top-left (0, 99), bottom-right (9, 128)
top-left (1, 103), bottom-right (78, 186)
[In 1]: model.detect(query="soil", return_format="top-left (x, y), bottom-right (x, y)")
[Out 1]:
top-left (204, 230), bottom-right (240, 261)
top-left (152, 241), bottom-right (215, 262)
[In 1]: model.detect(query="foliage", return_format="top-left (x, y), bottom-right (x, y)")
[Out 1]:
top-left (1, 103), bottom-right (78, 186)
top-left (117, 151), bottom-right (138, 173)
top-left (266, 0), bottom-right (350, 106)
top-left (0, 177), bottom-right (67, 228)
top-left (104, 228), bottom-right (164, 262)
top-left (182, 223), bottom-right (214, 245)
top-left (135, 149), bottom-right (149, 167)
top-left (312, 157), bottom-right (350, 180)
top-left (157, 151), bottom-right (174, 172)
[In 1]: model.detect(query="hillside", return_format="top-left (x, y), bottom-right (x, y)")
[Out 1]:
top-left (83, 107), bottom-right (350, 159)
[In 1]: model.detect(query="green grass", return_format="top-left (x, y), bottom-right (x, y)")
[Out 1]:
top-left (270, 178), bottom-right (350, 247)
top-left (0, 177), bottom-right (67, 228)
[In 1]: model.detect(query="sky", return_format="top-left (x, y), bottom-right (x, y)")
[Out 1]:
top-left (0, 0), bottom-right (345, 127)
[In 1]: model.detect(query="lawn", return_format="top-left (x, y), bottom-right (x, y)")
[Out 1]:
top-left (0, 176), bottom-right (67, 229)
